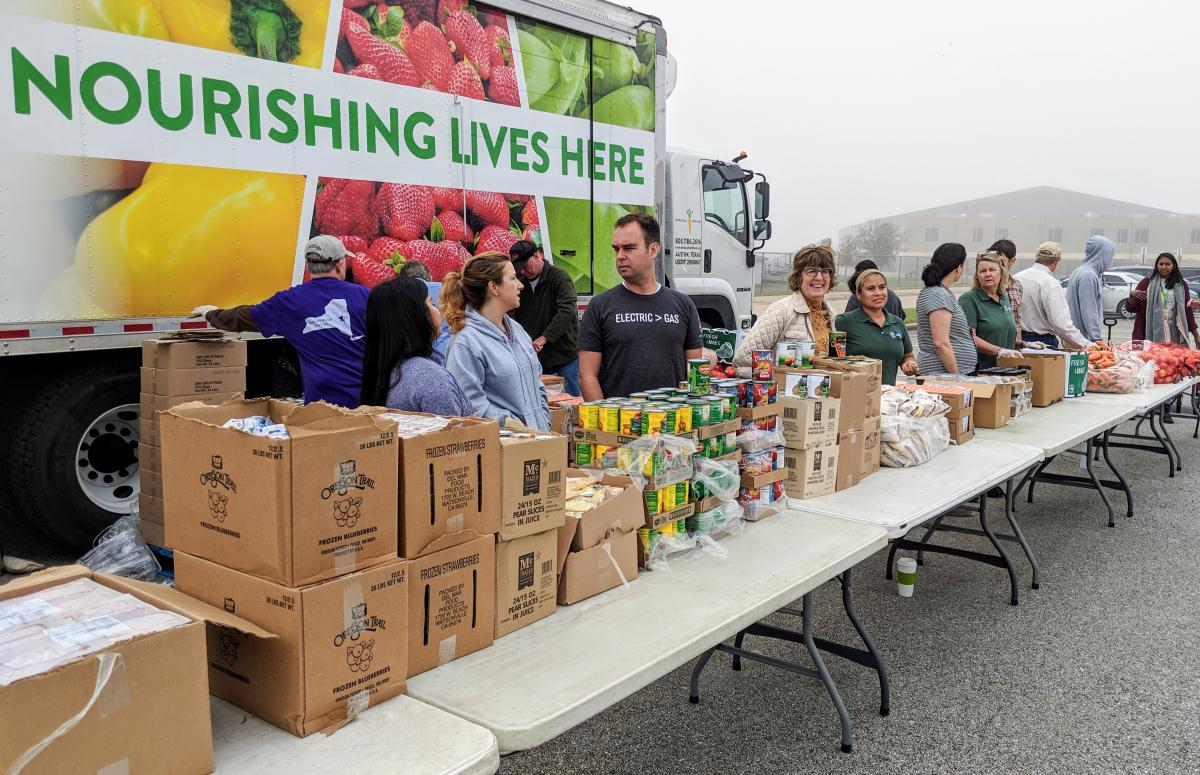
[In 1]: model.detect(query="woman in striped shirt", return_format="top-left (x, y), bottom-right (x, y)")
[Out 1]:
top-left (916, 243), bottom-right (977, 375)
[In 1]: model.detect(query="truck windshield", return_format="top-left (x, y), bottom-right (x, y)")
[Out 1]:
top-left (702, 167), bottom-right (748, 245)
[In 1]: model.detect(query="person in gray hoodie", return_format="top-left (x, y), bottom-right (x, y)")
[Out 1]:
top-left (442, 252), bottom-right (551, 430)
top-left (1066, 235), bottom-right (1116, 342)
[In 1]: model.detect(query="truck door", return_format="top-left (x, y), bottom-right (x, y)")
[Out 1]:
top-left (700, 164), bottom-right (754, 328)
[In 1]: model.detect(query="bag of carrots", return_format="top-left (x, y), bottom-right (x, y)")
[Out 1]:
top-left (1086, 356), bottom-right (1139, 393)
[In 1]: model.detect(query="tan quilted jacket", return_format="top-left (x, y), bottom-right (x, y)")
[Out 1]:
top-left (733, 293), bottom-right (833, 372)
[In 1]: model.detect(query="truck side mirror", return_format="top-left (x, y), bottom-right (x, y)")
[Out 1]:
top-left (755, 181), bottom-right (770, 220)
top-left (754, 219), bottom-right (772, 241)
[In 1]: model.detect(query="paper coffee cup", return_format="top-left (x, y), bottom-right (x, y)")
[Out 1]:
top-left (896, 557), bottom-right (917, 597)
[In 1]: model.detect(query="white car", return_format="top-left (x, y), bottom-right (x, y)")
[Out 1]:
top-left (1059, 272), bottom-right (1138, 319)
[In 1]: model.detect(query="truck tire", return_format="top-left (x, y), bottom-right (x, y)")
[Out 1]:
top-left (8, 362), bottom-right (140, 549)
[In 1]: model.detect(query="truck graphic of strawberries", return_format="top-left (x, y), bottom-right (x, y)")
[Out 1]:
top-left (346, 640), bottom-right (375, 673)
top-left (208, 491), bottom-right (229, 522)
top-left (333, 497), bottom-right (363, 528)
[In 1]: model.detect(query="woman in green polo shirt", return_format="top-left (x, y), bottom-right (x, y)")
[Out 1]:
top-left (959, 251), bottom-right (1022, 371)
top-left (835, 268), bottom-right (916, 384)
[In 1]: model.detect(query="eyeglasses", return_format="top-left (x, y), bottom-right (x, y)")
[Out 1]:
top-left (801, 267), bottom-right (833, 278)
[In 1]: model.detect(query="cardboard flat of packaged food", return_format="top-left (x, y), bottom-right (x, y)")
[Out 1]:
top-left (499, 423), bottom-right (566, 541)
top-left (175, 552), bottom-right (407, 737)
top-left (407, 535), bottom-right (495, 676)
top-left (780, 395), bottom-right (841, 450)
top-left (162, 398), bottom-right (399, 587)
top-left (495, 530), bottom-right (557, 639)
top-left (140, 366), bottom-right (246, 397)
top-left (141, 391), bottom-right (240, 420)
top-left (558, 528), bottom-right (638, 606)
top-left (998, 352), bottom-right (1066, 407)
top-left (142, 337), bottom-right (248, 370)
top-left (562, 471), bottom-right (644, 552)
top-left (777, 367), bottom-right (869, 432)
top-left (0, 565), bottom-right (264, 774)
top-left (785, 443), bottom-right (838, 499)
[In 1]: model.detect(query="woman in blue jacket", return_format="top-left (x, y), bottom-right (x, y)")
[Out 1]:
top-left (442, 252), bottom-right (550, 430)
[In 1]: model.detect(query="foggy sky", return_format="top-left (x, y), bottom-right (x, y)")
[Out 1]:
top-left (644, 0), bottom-right (1200, 251)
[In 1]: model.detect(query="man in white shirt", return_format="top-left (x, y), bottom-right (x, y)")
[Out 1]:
top-left (1012, 241), bottom-right (1093, 350)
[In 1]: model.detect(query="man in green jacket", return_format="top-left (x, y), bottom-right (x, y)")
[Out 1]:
top-left (510, 240), bottom-right (580, 395)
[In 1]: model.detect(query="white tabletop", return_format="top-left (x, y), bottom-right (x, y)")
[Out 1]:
top-left (408, 514), bottom-right (887, 752)
top-left (976, 400), bottom-right (1137, 456)
top-left (1073, 378), bottom-right (1196, 414)
top-left (787, 438), bottom-right (1044, 539)
top-left (212, 696), bottom-right (499, 775)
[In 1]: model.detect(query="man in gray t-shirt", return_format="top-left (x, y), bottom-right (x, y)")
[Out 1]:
top-left (579, 214), bottom-right (703, 400)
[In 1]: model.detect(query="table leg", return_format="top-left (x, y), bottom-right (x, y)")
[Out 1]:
top-left (688, 647), bottom-right (716, 703)
top-left (1100, 428), bottom-right (1134, 519)
top-left (977, 493), bottom-right (1019, 606)
top-left (731, 629), bottom-right (746, 671)
top-left (1146, 410), bottom-right (1176, 478)
top-left (1003, 475), bottom-right (1040, 590)
top-left (799, 592), bottom-right (856, 753)
top-left (915, 515), bottom-right (947, 566)
top-left (839, 569), bottom-right (890, 716)
top-left (1084, 436), bottom-right (1117, 527)
top-left (1158, 404), bottom-right (1182, 472)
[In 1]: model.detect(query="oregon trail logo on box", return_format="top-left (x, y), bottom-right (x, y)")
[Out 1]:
top-left (199, 455), bottom-right (237, 521)
top-left (322, 460), bottom-right (375, 528)
top-left (522, 459), bottom-right (542, 496)
top-left (333, 602), bottom-right (386, 648)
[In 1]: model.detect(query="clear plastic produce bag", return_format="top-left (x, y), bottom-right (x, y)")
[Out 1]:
top-left (78, 513), bottom-right (162, 582)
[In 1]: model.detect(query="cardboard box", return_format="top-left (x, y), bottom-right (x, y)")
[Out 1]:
top-left (780, 395), bottom-right (841, 449)
top-left (735, 404), bottom-right (783, 421)
top-left (174, 553), bottom-right (408, 737)
top-left (495, 530), bottom-right (557, 638)
top-left (140, 366), bottom-right (246, 396)
top-left (739, 468), bottom-right (787, 491)
top-left (558, 528), bottom-right (638, 605)
top-left (549, 406), bottom-right (571, 436)
top-left (863, 415), bottom-right (882, 477)
top-left (1065, 352), bottom-right (1089, 397)
top-left (388, 413), bottom-right (501, 559)
top-left (948, 413), bottom-right (975, 444)
top-left (141, 518), bottom-right (165, 547)
top-left (162, 398), bottom-right (399, 587)
top-left (777, 367), bottom-right (868, 432)
top-left (142, 337), bottom-right (248, 369)
top-left (142, 391), bottom-right (239, 419)
top-left (920, 379), bottom-right (1021, 430)
top-left (998, 352), bottom-right (1066, 407)
top-left (812, 356), bottom-right (883, 417)
top-left (407, 534), bottom-right (494, 676)
top-left (499, 425), bottom-right (566, 541)
top-left (645, 502), bottom-right (696, 530)
top-left (562, 470), bottom-right (644, 552)
top-left (140, 467), bottom-right (163, 498)
top-left (785, 443), bottom-right (838, 499)
top-left (139, 442), bottom-right (161, 473)
top-left (0, 565), bottom-right (262, 774)
top-left (139, 492), bottom-right (164, 524)
top-left (141, 417), bottom-right (161, 448)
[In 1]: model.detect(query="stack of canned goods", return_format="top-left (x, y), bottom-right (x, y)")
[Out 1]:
top-left (687, 506), bottom-right (729, 535)
top-left (637, 518), bottom-right (691, 556)
top-left (643, 479), bottom-right (691, 516)
top-left (739, 479), bottom-right (786, 512)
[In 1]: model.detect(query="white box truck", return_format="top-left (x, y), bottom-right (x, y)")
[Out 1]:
top-left (0, 0), bottom-right (771, 546)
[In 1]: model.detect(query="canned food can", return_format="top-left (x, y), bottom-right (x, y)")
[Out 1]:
top-left (675, 402), bottom-right (692, 432)
top-left (594, 444), bottom-right (613, 466)
top-left (638, 527), bottom-right (660, 556)
top-left (776, 341), bottom-right (802, 368)
top-left (687, 358), bottom-right (712, 394)
top-left (751, 349), bottom-right (773, 381)
top-left (689, 398), bottom-right (710, 427)
top-left (829, 331), bottom-right (848, 357)
top-left (599, 404), bottom-right (621, 433)
top-left (644, 488), bottom-right (661, 515)
top-left (574, 442), bottom-right (594, 468)
top-left (708, 396), bottom-right (725, 424)
top-left (578, 402), bottom-right (600, 430)
top-left (751, 380), bottom-right (772, 407)
top-left (675, 479), bottom-right (689, 504)
top-left (767, 381), bottom-right (778, 404)
top-left (660, 485), bottom-right (676, 512)
top-left (735, 379), bottom-right (751, 407)
top-left (676, 518), bottom-right (688, 534)
top-left (660, 520), bottom-right (675, 536)
top-left (629, 392), bottom-right (650, 401)
top-left (707, 436), bottom-right (723, 458)
top-left (645, 406), bottom-right (667, 435)
top-left (723, 431), bottom-right (738, 455)
top-left (620, 406), bottom-right (643, 435)
top-left (660, 406), bottom-right (679, 434)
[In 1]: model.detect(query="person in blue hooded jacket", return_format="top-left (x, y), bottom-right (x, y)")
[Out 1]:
top-left (442, 252), bottom-right (551, 430)
top-left (1066, 235), bottom-right (1116, 342)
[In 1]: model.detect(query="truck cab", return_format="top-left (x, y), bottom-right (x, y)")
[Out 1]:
top-left (663, 148), bottom-right (772, 331)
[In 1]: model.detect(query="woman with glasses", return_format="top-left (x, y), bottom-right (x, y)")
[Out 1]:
top-left (916, 243), bottom-right (977, 375)
top-left (735, 245), bottom-right (836, 372)
top-left (959, 250), bottom-right (1022, 371)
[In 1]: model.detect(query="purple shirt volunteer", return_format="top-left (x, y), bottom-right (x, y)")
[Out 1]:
top-left (250, 277), bottom-right (369, 407)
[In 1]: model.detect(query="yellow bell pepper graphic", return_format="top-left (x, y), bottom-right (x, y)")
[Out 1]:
top-left (162, 0), bottom-right (330, 68)
top-left (43, 164), bottom-right (304, 318)
top-left (76, 0), bottom-right (170, 40)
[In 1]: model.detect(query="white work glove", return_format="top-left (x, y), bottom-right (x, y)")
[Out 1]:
top-left (1023, 341), bottom-right (1047, 350)
top-left (997, 348), bottom-right (1022, 359)
top-left (190, 305), bottom-right (217, 318)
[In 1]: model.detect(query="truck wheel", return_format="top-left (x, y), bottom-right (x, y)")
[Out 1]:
top-left (1117, 300), bottom-right (1135, 320)
top-left (8, 362), bottom-right (140, 549)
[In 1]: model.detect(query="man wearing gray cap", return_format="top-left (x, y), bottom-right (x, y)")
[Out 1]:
top-left (192, 236), bottom-right (370, 407)
top-left (1011, 241), bottom-right (1093, 350)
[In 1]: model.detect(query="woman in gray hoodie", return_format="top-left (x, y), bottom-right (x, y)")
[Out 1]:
top-left (442, 252), bottom-right (551, 430)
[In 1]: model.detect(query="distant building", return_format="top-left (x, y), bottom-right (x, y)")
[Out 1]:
top-left (840, 186), bottom-right (1200, 269)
